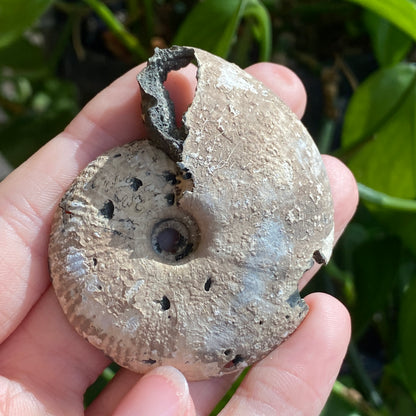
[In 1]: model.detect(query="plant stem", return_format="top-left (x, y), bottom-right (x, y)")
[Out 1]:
top-left (348, 342), bottom-right (386, 410)
top-left (325, 260), bottom-right (356, 305)
top-left (318, 117), bottom-right (336, 154)
top-left (82, 0), bottom-right (148, 61)
top-left (358, 183), bottom-right (416, 213)
top-left (210, 367), bottom-right (250, 415)
top-left (101, 365), bottom-right (117, 381)
top-left (142, 0), bottom-right (155, 38)
top-left (244, 0), bottom-right (272, 61)
top-left (126, 0), bottom-right (139, 21)
top-left (332, 380), bottom-right (388, 416)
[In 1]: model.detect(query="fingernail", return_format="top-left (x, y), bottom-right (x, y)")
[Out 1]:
top-left (114, 366), bottom-right (191, 416)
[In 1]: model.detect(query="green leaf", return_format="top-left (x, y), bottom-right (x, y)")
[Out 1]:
top-left (345, 0), bottom-right (416, 42)
top-left (351, 236), bottom-right (401, 336)
top-left (0, 77), bottom-right (78, 167)
top-left (382, 359), bottom-right (416, 414)
top-left (173, 0), bottom-right (271, 61)
top-left (342, 63), bottom-right (416, 255)
top-left (373, 210), bottom-right (416, 256)
top-left (342, 63), bottom-right (416, 198)
top-left (342, 63), bottom-right (416, 151)
top-left (0, 0), bottom-right (54, 48)
top-left (363, 10), bottom-right (413, 67)
top-left (399, 276), bottom-right (416, 402)
top-left (0, 37), bottom-right (48, 78)
top-left (173, 0), bottom-right (245, 57)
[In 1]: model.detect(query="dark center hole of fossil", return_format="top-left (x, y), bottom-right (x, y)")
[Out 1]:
top-left (156, 228), bottom-right (183, 254)
top-left (151, 218), bottom-right (200, 264)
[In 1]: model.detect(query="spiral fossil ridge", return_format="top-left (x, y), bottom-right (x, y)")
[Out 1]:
top-left (48, 46), bottom-right (334, 380)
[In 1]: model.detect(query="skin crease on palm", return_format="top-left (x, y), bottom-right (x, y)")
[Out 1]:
top-left (0, 59), bottom-right (358, 416)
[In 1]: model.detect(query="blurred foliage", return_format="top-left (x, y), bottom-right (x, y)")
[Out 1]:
top-left (0, 0), bottom-right (54, 47)
top-left (173, 0), bottom-right (271, 62)
top-left (1, 0), bottom-right (416, 415)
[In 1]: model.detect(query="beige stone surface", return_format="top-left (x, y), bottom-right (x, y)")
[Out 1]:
top-left (49, 47), bottom-right (334, 380)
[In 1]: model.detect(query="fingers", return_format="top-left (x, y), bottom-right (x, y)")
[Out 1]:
top-left (87, 367), bottom-right (196, 416)
top-left (322, 155), bottom-right (359, 241)
top-left (86, 369), bottom-right (142, 416)
top-left (188, 373), bottom-right (240, 415)
top-left (111, 367), bottom-right (195, 416)
top-left (89, 294), bottom-right (350, 416)
top-left (245, 63), bottom-right (307, 119)
top-left (0, 376), bottom-right (51, 415)
top-left (86, 366), bottom-right (238, 416)
top-left (0, 287), bottom-right (110, 415)
top-left (220, 293), bottom-right (351, 416)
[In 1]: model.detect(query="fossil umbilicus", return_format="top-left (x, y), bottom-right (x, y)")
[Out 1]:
top-left (48, 46), bottom-right (334, 381)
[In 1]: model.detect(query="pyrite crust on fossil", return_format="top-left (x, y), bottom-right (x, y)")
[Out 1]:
top-left (48, 46), bottom-right (334, 381)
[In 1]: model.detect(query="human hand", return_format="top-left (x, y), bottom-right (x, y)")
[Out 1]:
top-left (0, 60), bottom-right (358, 415)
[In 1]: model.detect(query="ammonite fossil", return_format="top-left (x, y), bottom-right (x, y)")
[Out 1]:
top-left (48, 46), bottom-right (334, 381)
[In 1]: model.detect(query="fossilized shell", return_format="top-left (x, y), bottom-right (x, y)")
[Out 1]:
top-left (49, 46), bottom-right (334, 381)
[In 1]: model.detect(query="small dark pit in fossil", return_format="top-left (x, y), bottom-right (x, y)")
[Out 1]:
top-left (158, 295), bottom-right (171, 311)
top-left (204, 277), bottom-right (212, 292)
top-left (163, 171), bottom-right (179, 185)
top-left (142, 358), bottom-right (156, 365)
top-left (165, 193), bottom-right (175, 206)
top-left (99, 199), bottom-right (114, 219)
top-left (129, 177), bottom-right (143, 191)
top-left (224, 354), bottom-right (244, 369)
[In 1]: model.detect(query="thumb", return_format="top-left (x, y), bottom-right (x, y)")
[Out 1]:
top-left (113, 366), bottom-right (195, 416)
